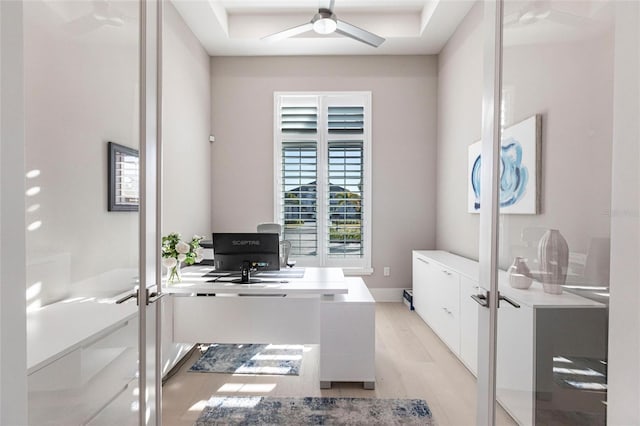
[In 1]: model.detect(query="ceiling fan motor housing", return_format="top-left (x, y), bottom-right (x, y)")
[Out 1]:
top-left (312, 9), bottom-right (337, 34)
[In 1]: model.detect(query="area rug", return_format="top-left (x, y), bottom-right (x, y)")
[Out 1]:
top-left (194, 396), bottom-right (435, 425)
top-left (189, 344), bottom-right (303, 376)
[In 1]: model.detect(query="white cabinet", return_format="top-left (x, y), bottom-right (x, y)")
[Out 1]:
top-left (320, 278), bottom-right (376, 388)
top-left (28, 315), bottom-right (138, 425)
top-left (432, 265), bottom-right (460, 354)
top-left (412, 251), bottom-right (460, 355)
top-left (412, 253), bottom-right (432, 324)
top-left (412, 250), bottom-right (606, 426)
top-left (27, 295), bottom-right (193, 426)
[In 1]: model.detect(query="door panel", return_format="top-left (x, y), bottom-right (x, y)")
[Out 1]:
top-left (487, 1), bottom-right (618, 424)
top-left (24, 1), bottom-right (161, 424)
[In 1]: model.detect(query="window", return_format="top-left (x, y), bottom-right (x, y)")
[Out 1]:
top-left (274, 92), bottom-right (372, 272)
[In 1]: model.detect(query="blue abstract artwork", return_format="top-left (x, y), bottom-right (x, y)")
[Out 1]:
top-left (468, 115), bottom-right (540, 214)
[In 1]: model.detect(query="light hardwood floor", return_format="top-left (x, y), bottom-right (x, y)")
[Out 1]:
top-left (162, 302), bottom-right (516, 425)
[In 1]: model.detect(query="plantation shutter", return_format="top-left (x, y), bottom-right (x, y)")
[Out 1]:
top-left (327, 105), bottom-right (365, 259)
top-left (328, 106), bottom-right (364, 134)
top-left (281, 141), bottom-right (318, 256)
top-left (279, 103), bottom-right (319, 257)
top-left (275, 93), bottom-right (371, 271)
top-left (281, 106), bottom-right (318, 134)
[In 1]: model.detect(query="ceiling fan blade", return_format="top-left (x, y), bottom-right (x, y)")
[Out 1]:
top-left (335, 19), bottom-right (385, 48)
top-left (319, 0), bottom-right (335, 11)
top-left (262, 22), bottom-right (314, 43)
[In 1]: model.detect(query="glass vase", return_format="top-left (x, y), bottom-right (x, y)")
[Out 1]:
top-left (166, 263), bottom-right (182, 284)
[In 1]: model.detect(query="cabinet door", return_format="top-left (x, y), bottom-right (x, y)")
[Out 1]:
top-left (28, 317), bottom-right (137, 425)
top-left (459, 276), bottom-right (480, 375)
top-left (496, 302), bottom-right (534, 426)
top-left (432, 265), bottom-right (460, 354)
top-left (412, 253), bottom-right (432, 322)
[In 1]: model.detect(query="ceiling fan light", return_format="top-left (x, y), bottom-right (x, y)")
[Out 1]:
top-left (313, 17), bottom-right (337, 34)
top-left (312, 10), bottom-right (337, 35)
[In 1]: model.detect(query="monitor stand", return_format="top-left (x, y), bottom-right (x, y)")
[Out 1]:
top-left (231, 261), bottom-right (261, 284)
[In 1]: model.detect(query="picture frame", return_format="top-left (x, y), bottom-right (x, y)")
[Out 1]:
top-left (108, 141), bottom-right (139, 212)
top-left (467, 114), bottom-right (541, 214)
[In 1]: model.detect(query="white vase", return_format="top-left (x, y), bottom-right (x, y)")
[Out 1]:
top-left (538, 229), bottom-right (569, 295)
top-left (508, 257), bottom-right (533, 289)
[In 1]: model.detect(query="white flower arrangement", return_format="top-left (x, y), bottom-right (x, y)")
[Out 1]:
top-left (162, 233), bottom-right (204, 283)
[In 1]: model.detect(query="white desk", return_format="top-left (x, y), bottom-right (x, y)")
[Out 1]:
top-left (165, 266), bottom-right (376, 389)
top-left (168, 265), bottom-right (349, 295)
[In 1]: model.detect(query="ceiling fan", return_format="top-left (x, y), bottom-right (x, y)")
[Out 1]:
top-left (262, 0), bottom-right (385, 48)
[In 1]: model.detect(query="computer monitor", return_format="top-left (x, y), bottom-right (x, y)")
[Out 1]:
top-left (212, 232), bottom-right (280, 283)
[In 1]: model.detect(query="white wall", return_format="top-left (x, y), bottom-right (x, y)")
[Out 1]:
top-left (210, 55), bottom-right (438, 289)
top-left (436, 2), bottom-right (483, 260)
top-left (162, 2), bottom-right (211, 241)
top-left (436, 3), bottom-right (614, 272)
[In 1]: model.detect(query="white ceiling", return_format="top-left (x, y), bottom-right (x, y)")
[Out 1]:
top-left (170, 0), bottom-right (477, 56)
top-left (39, 0), bottom-right (613, 55)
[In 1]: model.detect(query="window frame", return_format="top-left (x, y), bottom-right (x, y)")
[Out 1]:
top-left (274, 92), bottom-right (372, 274)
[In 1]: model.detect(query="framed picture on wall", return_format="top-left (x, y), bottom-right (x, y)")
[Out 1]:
top-left (108, 142), bottom-right (139, 212)
top-left (468, 114), bottom-right (541, 214)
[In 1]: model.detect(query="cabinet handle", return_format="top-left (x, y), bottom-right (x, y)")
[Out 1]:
top-left (417, 258), bottom-right (429, 265)
top-left (442, 270), bottom-right (452, 276)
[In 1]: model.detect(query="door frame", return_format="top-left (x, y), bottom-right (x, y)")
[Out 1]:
top-left (476, 0), bottom-right (503, 424)
top-left (0, 0), bottom-right (165, 423)
top-left (139, 0), bottom-right (164, 424)
top-left (0, 0), bottom-right (28, 423)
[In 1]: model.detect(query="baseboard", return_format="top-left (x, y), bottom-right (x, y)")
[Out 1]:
top-left (369, 287), bottom-right (406, 302)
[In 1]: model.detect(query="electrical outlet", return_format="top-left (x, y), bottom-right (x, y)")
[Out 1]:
top-left (383, 266), bottom-right (390, 276)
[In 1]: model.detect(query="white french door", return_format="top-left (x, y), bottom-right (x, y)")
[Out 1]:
top-left (138, 0), bottom-right (163, 424)
top-left (475, 1), bottom-right (503, 424)
top-left (10, 0), bottom-right (165, 424)
top-left (476, 1), bottom-right (639, 425)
